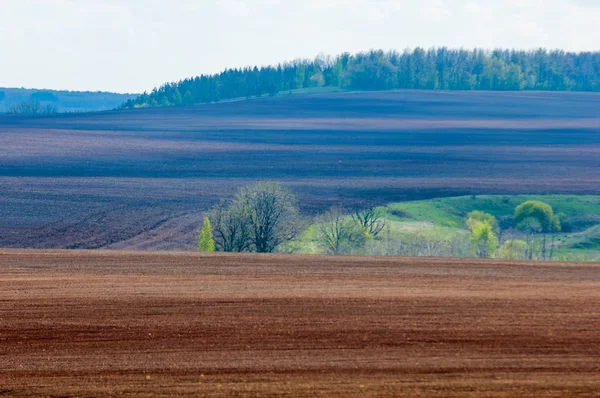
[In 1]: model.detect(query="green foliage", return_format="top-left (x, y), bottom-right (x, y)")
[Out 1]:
top-left (277, 195), bottom-right (600, 261)
top-left (466, 211), bottom-right (499, 258)
top-left (172, 88), bottom-right (183, 106)
top-left (515, 200), bottom-right (560, 233)
top-left (517, 217), bottom-right (543, 234)
top-left (470, 221), bottom-right (499, 258)
top-left (121, 48), bottom-right (600, 109)
top-left (198, 218), bottom-right (215, 252)
top-left (466, 211), bottom-right (498, 231)
top-left (498, 239), bottom-right (528, 260)
top-left (183, 90), bottom-right (193, 105)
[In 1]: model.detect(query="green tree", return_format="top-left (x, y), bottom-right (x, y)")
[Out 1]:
top-left (515, 201), bottom-right (561, 260)
top-left (183, 90), bottom-right (194, 105)
top-left (172, 88), bottom-right (183, 106)
top-left (198, 217), bottom-right (215, 252)
top-left (122, 48), bottom-right (600, 110)
top-left (470, 221), bottom-right (498, 258)
top-left (466, 210), bottom-right (498, 231)
top-left (515, 201), bottom-right (556, 232)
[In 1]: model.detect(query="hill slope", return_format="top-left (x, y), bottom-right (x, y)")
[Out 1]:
top-left (0, 90), bottom-right (598, 249)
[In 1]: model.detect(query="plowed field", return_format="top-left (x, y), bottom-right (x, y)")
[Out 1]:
top-left (1, 250), bottom-right (599, 397)
top-left (1, 90), bottom-right (599, 249)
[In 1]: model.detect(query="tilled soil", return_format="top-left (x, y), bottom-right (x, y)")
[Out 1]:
top-left (0, 250), bottom-right (599, 397)
top-left (1, 90), bottom-right (599, 249)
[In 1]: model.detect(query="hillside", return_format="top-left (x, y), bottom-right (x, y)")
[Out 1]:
top-left (0, 87), bottom-right (138, 113)
top-left (0, 90), bottom-right (598, 249)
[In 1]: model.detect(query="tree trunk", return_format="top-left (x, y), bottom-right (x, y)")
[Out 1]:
top-left (542, 234), bottom-right (547, 260)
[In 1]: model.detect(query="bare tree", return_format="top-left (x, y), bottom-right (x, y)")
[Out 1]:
top-left (207, 201), bottom-right (251, 253)
top-left (235, 182), bottom-right (301, 253)
top-left (317, 207), bottom-right (362, 255)
top-left (352, 207), bottom-right (386, 237)
top-left (8, 101), bottom-right (58, 115)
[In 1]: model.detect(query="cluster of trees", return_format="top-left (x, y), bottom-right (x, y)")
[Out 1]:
top-left (199, 182), bottom-right (302, 253)
top-left (310, 199), bottom-right (564, 260)
top-left (197, 184), bottom-right (565, 262)
top-left (316, 207), bottom-right (386, 255)
top-left (123, 48), bottom-right (600, 109)
top-left (0, 88), bottom-right (137, 114)
top-left (196, 182), bottom-right (391, 255)
top-left (7, 101), bottom-right (58, 116)
top-left (467, 200), bottom-right (561, 260)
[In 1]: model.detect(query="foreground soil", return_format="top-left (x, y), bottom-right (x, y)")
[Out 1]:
top-left (1, 250), bottom-right (599, 397)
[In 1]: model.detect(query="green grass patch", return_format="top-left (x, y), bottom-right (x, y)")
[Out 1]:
top-left (386, 195), bottom-right (600, 228)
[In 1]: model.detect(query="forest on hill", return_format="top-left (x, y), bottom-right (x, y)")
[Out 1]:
top-left (122, 48), bottom-right (600, 109)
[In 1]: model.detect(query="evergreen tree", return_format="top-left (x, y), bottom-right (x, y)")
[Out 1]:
top-left (160, 96), bottom-right (170, 107)
top-left (172, 88), bottom-right (183, 106)
top-left (183, 90), bottom-right (193, 105)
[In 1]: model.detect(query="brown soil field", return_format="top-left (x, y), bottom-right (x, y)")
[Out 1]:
top-left (1, 250), bottom-right (599, 397)
top-left (0, 90), bottom-right (599, 250)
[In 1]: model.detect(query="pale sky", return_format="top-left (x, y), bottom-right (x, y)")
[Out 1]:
top-left (1, 0), bottom-right (599, 93)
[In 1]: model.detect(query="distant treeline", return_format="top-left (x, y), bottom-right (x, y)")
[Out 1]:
top-left (0, 88), bottom-right (137, 114)
top-left (122, 48), bottom-right (600, 109)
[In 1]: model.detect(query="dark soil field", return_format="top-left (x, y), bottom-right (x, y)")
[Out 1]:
top-left (1, 90), bottom-right (599, 249)
top-left (0, 250), bottom-right (598, 397)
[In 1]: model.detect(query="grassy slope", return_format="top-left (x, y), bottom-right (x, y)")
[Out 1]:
top-left (296, 195), bottom-right (600, 261)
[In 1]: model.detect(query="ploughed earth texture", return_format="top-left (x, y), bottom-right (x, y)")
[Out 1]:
top-left (0, 250), bottom-right (599, 397)
top-left (0, 90), bottom-right (599, 249)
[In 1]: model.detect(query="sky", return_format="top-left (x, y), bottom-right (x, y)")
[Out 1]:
top-left (1, 0), bottom-right (599, 93)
